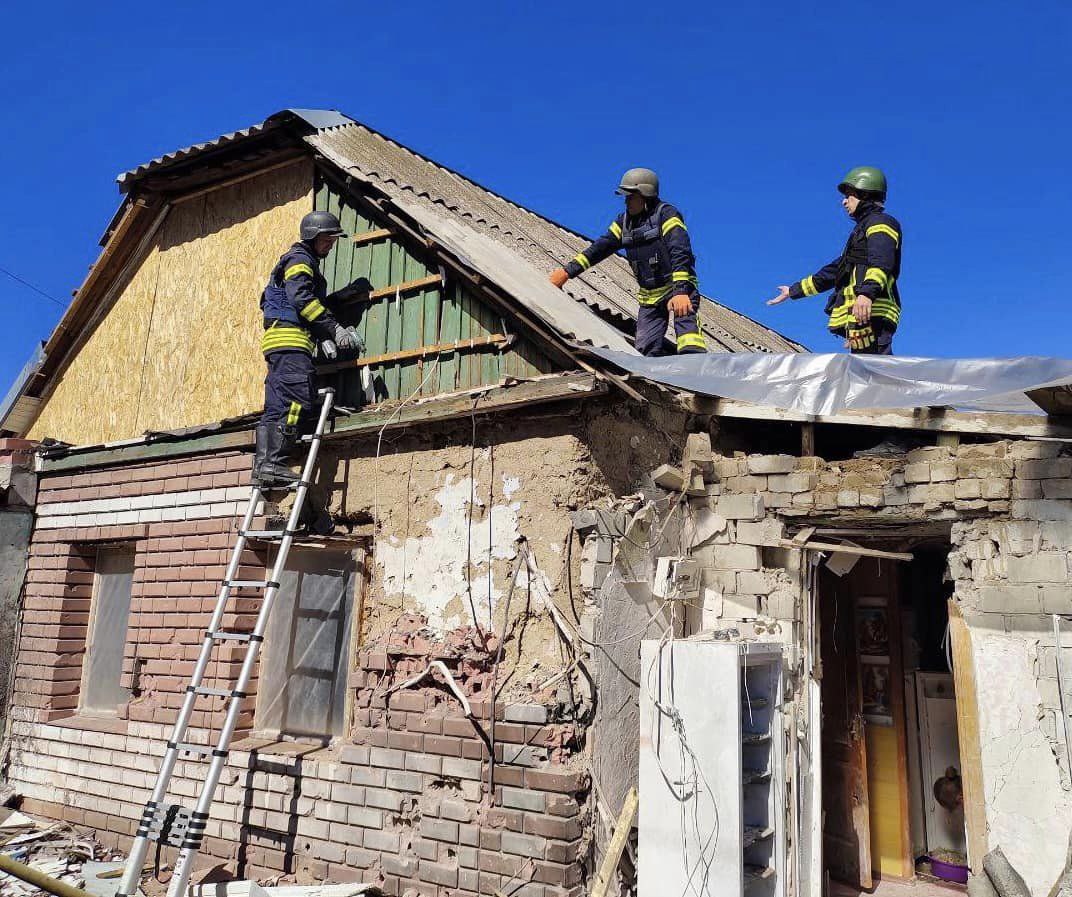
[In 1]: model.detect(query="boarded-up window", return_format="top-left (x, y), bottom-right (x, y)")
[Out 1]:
top-left (256, 549), bottom-right (358, 739)
top-left (80, 545), bottom-right (135, 714)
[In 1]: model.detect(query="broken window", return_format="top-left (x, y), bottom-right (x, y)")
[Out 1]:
top-left (256, 548), bottom-right (359, 740)
top-left (80, 544), bottom-right (135, 714)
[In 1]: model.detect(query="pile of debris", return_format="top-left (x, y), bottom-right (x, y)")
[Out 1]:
top-left (0, 807), bottom-right (127, 897)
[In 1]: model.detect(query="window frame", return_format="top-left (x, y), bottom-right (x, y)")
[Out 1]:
top-left (78, 542), bottom-right (137, 717)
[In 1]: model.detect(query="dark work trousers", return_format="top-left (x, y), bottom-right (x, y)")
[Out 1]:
top-left (262, 350), bottom-right (318, 430)
top-left (635, 290), bottom-right (706, 356)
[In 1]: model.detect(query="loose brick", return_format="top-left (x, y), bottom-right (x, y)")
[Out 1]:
top-left (526, 814), bottom-right (582, 840)
top-left (502, 831), bottom-right (547, 859)
top-left (442, 757), bottom-right (483, 780)
top-left (364, 788), bottom-right (404, 812)
top-left (501, 787), bottom-right (545, 813)
top-left (420, 817), bottom-right (459, 843)
top-left (504, 704), bottom-right (549, 725)
top-left (369, 747), bottom-right (407, 769)
top-left (526, 770), bottom-right (587, 793)
top-left (382, 855), bottom-right (418, 877)
top-left (385, 770), bottom-right (424, 793)
top-left (440, 798), bottom-right (473, 822)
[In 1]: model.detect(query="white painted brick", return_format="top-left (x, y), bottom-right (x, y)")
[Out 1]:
top-left (137, 507), bottom-right (166, 523)
top-left (715, 493), bottom-right (764, 520)
top-left (709, 544), bottom-right (761, 570)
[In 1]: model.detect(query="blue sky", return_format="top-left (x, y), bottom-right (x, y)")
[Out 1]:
top-left (2, 0), bottom-right (1070, 393)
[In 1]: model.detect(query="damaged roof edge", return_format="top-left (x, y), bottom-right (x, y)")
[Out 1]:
top-left (115, 108), bottom-right (354, 188)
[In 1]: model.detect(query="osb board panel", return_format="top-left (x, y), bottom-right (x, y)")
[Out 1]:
top-left (28, 159), bottom-right (314, 445)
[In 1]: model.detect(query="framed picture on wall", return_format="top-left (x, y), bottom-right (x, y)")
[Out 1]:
top-left (856, 601), bottom-right (890, 660)
top-left (861, 662), bottom-right (893, 725)
top-left (856, 597), bottom-right (894, 725)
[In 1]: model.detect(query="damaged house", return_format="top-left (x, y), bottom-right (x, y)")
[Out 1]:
top-left (0, 109), bottom-right (1069, 897)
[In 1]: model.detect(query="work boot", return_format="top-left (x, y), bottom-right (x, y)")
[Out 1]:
top-left (254, 424), bottom-right (299, 490)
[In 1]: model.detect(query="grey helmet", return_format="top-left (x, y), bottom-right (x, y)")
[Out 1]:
top-left (300, 210), bottom-right (348, 242)
top-left (615, 167), bottom-right (659, 199)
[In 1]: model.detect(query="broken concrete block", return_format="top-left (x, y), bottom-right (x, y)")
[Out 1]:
top-left (735, 519), bottom-right (785, 547)
top-left (764, 492), bottom-right (791, 509)
top-left (837, 490), bottom-right (860, 508)
top-left (684, 510), bottom-right (728, 548)
top-left (982, 478), bottom-right (1011, 500)
top-left (652, 464), bottom-right (686, 491)
top-left (1011, 500), bottom-right (1072, 521)
top-left (1008, 441), bottom-right (1063, 460)
top-left (955, 479), bottom-right (982, 500)
top-left (767, 472), bottom-right (816, 494)
top-left (959, 458), bottom-right (1014, 479)
top-left (1017, 457), bottom-right (1072, 479)
top-left (709, 544), bottom-right (761, 570)
top-left (1042, 478), bottom-right (1072, 499)
top-left (1006, 552), bottom-right (1069, 583)
top-left (715, 457), bottom-right (743, 478)
top-left (930, 461), bottom-right (957, 482)
top-left (715, 493), bottom-right (765, 521)
top-left (763, 590), bottom-right (797, 620)
top-left (721, 593), bottom-right (760, 618)
top-left (747, 454), bottom-right (797, 475)
top-left (569, 509), bottom-right (599, 536)
top-left (977, 584), bottom-right (1041, 613)
top-left (683, 432), bottom-right (715, 477)
top-left (858, 487), bottom-right (883, 508)
top-left (700, 586), bottom-right (723, 628)
top-left (737, 571), bottom-right (772, 595)
top-left (904, 462), bottom-right (931, 484)
top-left (687, 471), bottom-right (707, 496)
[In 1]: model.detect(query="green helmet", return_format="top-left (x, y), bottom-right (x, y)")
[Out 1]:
top-left (837, 166), bottom-right (887, 199)
top-left (616, 167), bottom-right (660, 198)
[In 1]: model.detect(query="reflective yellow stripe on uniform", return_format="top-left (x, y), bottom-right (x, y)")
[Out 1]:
top-left (637, 283), bottom-right (672, 305)
top-left (284, 263), bottom-right (315, 280)
top-left (864, 267), bottom-right (889, 290)
top-left (661, 216), bottom-right (686, 235)
top-left (671, 271), bottom-right (695, 282)
top-left (574, 253), bottom-right (591, 270)
top-left (300, 298), bottom-right (326, 321)
top-left (260, 323), bottom-right (315, 355)
top-left (286, 401), bottom-right (302, 426)
top-left (871, 299), bottom-right (901, 323)
top-left (866, 224), bottom-right (900, 245)
top-left (676, 331), bottom-right (707, 351)
top-left (609, 221), bottom-right (623, 239)
top-left (801, 276), bottom-right (818, 297)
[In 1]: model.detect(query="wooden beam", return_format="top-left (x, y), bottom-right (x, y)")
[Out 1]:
top-left (590, 786), bottom-right (638, 897)
top-left (801, 421), bottom-right (816, 456)
top-left (317, 333), bottom-right (514, 374)
top-left (687, 395), bottom-right (1072, 440)
top-left (946, 602), bottom-right (988, 874)
top-left (170, 154), bottom-right (308, 205)
top-left (334, 273), bottom-right (443, 305)
top-left (37, 374), bottom-right (606, 472)
top-left (351, 227), bottom-right (393, 246)
top-left (780, 539), bottom-right (913, 562)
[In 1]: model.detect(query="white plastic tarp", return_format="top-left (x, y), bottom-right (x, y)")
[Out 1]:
top-left (586, 350), bottom-right (1072, 416)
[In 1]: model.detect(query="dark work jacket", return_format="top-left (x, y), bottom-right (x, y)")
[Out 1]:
top-left (260, 242), bottom-right (338, 355)
top-left (789, 202), bottom-right (903, 334)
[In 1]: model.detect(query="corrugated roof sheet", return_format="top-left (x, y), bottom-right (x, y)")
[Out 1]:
top-left (307, 121), bottom-right (803, 354)
top-left (116, 107), bottom-right (802, 353)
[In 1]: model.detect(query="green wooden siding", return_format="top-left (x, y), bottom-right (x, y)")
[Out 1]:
top-left (314, 171), bottom-right (556, 407)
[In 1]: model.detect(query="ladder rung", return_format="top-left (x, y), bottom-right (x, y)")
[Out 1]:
top-left (189, 686), bottom-right (236, 698)
top-left (209, 631), bottom-right (260, 642)
top-left (300, 434), bottom-right (320, 444)
top-left (225, 580), bottom-right (274, 589)
top-left (241, 529), bottom-right (287, 539)
top-left (173, 743), bottom-right (212, 756)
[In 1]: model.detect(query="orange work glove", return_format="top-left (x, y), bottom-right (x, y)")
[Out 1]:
top-left (668, 294), bottom-right (693, 317)
top-left (549, 268), bottom-right (569, 289)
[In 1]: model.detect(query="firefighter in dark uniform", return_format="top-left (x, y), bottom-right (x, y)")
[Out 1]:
top-left (768, 166), bottom-right (902, 354)
top-left (253, 210), bottom-right (362, 488)
top-left (549, 168), bottom-right (707, 356)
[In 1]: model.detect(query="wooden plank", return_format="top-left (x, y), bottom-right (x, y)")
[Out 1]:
top-left (590, 786), bottom-right (638, 897)
top-left (781, 540), bottom-right (913, 562)
top-left (383, 239), bottom-right (406, 399)
top-left (686, 395), bottom-right (1072, 440)
top-left (438, 282), bottom-right (462, 394)
top-left (39, 429), bottom-right (252, 473)
top-left (333, 274), bottom-right (443, 306)
top-left (317, 335), bottom-right (512, 374)
top-left (946, 602), bottom-right (988, 874)
top-left (351, 227), bottom-right (393, 246)
top-left (399, 250), bottom-right (425, 397)
top-left (38, 374), bottom-right (605, 472)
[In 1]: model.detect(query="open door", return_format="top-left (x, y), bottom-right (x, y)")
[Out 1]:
top-left (820, 567), bottom-right (873, 889)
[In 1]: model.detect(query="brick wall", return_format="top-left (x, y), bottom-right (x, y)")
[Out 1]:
top-left (7, 449), bottom-right (591, 897)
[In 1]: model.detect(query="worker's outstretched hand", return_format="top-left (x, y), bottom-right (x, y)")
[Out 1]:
top-left (668, 294), bottom-right (693, 317)
top-left (766, 286), bottom-right (791, 306)
top-left (549, 268), bottom-right (569, 289)
top-left (852, 295), bottom-right (872, 324)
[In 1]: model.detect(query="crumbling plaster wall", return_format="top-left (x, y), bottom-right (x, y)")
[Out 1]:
top-left (582, 433), bottom-right (1072, 894)
top-left (315, 395), bottom-right (684, 702)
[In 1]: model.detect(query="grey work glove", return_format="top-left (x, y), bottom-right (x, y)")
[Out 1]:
top-left (334, 324), bottom-right (365, 354)
top-left (319, 340), bottom-right (338, 361)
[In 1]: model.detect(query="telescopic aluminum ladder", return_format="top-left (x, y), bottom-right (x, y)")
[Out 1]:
top-left (117, 387), bottom-right (336, 897)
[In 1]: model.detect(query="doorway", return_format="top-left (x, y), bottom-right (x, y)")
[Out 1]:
top-left (819, 541), bottom-right (968, 893)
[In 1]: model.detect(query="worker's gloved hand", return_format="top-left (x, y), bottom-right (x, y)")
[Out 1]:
top-left (852, 295), bottom-right (872, 324)
top-left (668, 294), bottom-right (693, 317)
top-left (767, 285), bottom-right (791, 306)
top-left (334, 324), bottom-right (364, 353)
top-left (549, 268), bottom-right (569, 289)
top-left (320, 340), bottom-right (338, 361)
